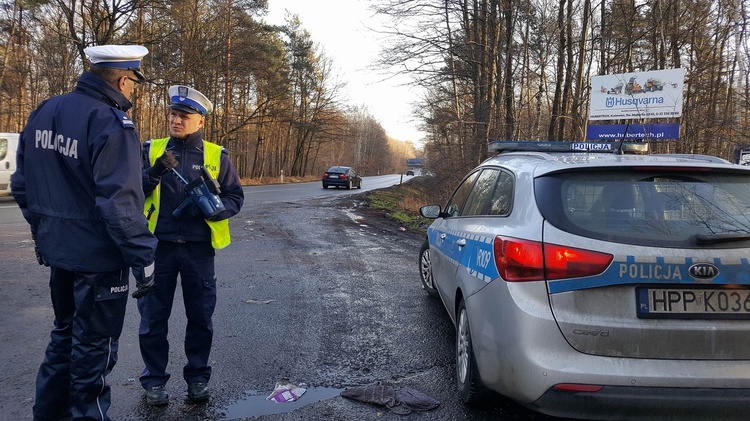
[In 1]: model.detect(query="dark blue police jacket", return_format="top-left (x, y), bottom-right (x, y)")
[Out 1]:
top-left (141, 132), bottom-right (244, 243)
top-left (11, 72), bottom-right (157, 272)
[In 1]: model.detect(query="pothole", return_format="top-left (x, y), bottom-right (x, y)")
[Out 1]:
top-left (221, 387), bottom-right (344, 420)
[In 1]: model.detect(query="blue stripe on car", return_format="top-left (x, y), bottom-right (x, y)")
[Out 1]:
top-left (548, 256), bottom-right (750, 293)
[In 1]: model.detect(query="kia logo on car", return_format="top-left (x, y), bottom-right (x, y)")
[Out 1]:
top-left (688, 263), bottom-right (719, 280)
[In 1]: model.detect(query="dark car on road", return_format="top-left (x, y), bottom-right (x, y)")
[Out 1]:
top-left (322, 166), bottom-right (362, 189)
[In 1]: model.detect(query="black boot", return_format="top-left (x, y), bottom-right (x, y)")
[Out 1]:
top-left (145, 385), bottom-right (169, 406)
top-left (187, 382), bottom-right (210, 402)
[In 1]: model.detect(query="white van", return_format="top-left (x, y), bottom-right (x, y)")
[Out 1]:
top-left (0, 133), bottom-right (19, 196)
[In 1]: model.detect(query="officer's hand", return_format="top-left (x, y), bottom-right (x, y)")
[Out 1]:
top-left (31, 231), bottom-right (49, 267)
top-left (182, 201), bottom-right (203, 219)
top-left (35, 246), bottom-right (49, 267)
top-left (206, 212), bottom-right (225, 222)
top-left (131, 262), bottom-right (155, 299)
top-left (148, 151), bottom-right (179, 178)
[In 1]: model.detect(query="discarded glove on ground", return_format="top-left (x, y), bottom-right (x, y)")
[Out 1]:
top-left (340, 382), bottom-right (440, 415)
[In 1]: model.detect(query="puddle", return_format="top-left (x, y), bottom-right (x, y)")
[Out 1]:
top-left (222, 387), bottom-right (344, 420)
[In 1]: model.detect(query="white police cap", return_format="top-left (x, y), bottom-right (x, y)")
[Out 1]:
top-left (168, 85), bottom-right (213, 116)
top-left (84, 45), bottom-right (148, 81)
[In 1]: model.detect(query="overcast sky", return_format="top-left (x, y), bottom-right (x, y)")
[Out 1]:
top-left (264, 0), bottom-right (425, 144)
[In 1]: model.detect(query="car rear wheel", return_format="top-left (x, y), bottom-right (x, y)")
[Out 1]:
top-left (322, 184), bottom-right (328, 189)
top-left (457, 299), bottom-right (484, 404)
top-left (419, 241), bottom-right (439, 297)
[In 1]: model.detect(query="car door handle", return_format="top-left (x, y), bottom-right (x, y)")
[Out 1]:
top-left (457, 238), bottom-right (466, 247)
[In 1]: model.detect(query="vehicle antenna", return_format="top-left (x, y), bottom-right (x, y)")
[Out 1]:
top-left (614, 122), bottom-right (629, 155)
top-left (615, 74), bottom-right (647, 154)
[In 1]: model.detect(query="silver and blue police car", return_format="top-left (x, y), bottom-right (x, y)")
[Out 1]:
top-left (419, 141), bottom-right (750, 420)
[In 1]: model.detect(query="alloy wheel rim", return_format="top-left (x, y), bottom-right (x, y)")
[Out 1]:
top-left (457, 309), bottom-right (469, 383)
top-left (420, 251), bottom-right (433, 288)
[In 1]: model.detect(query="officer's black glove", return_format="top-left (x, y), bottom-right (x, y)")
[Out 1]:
top-left (131, 262), bottom-right (155, 299)
top-left (206, 211), bottom-right (226, 222)
top-left (31, 231), bottom-right (49, 266)
top-left (148, 151), bottom-right (179, 178)
top-left (187, 203), bottom-right (204, 219)
top-left (35, 246), bottom-right (49, 267)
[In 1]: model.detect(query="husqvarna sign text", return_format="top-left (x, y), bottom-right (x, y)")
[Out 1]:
top-left (589, 68), bottom-right (685, 120)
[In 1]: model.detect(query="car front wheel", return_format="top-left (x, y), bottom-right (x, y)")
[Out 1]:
top-left (419, 241), bottom-right (438, 297)
top-left (457, 299), bottom-right (484, 405)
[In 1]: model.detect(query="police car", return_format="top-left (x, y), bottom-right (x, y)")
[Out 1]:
top-left (418, 141), bottom-right (750, 420)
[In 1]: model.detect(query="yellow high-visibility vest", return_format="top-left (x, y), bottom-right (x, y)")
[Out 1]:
top-left (143, 137), bottom-right (231, 249)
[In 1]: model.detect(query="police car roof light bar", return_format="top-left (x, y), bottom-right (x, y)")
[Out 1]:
top-left (488, 141), bottom-right (649, 155)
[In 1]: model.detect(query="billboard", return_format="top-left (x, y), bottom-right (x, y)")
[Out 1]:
top-left (589, 68), bottom-right (685, 120)
top-left (587, 123), bottom-right (680, 141)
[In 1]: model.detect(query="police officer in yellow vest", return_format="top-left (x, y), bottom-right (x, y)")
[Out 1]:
top-left (137, 85), bottom-right (244, 406)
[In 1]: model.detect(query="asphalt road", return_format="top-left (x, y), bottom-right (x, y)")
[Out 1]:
top-left (0, 176), bottom-right (564, 421)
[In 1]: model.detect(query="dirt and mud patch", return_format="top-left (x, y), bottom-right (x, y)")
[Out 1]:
top-left (333, 176), bottom-right (442, 242)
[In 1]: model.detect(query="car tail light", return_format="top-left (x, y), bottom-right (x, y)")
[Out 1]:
top-left (552, 383), bottom-right (603, 393)
top-left (323, 172), bottom-right (329, 178)
top-left (544, 243), bottom-right (612, 280)
top-left (493, 237), bottom-right (612, 282)
top-left (493, 237), bottom-right (544, 281)
top-left (341, 174), bottom-right (348, 179)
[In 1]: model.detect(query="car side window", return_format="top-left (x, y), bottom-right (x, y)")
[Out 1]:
top-left (445, 171), bottom-right (480, 217)
top-left (489, 171), bottom-right (513, 216)
top-left (462, 169), bottom-right (499, 216)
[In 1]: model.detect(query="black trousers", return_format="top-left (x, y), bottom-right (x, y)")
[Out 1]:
top-left (137, 241), bottom-right (216, 390)
top-left (33, 267), bottom-right (129, 421)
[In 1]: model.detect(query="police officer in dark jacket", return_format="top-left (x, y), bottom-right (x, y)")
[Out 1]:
top-left (11, 45), bottom-right (158, 421)
top-left (138, 85), bottom-right (244, 406)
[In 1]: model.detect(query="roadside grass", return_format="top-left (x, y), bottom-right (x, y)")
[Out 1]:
top-left (362, 176), bottom-right (437, 232)
top-left (241, 175), bottom-right (319, 185)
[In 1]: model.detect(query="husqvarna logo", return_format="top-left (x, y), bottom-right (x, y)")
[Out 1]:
top-left (688, 263), bottom-right (719, 280)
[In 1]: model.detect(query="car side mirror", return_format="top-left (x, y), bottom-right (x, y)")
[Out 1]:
top-left (420, 204), bottom-right (442, 219)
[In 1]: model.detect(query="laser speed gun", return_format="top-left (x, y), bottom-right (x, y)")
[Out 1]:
top-left (172, 167), bottom-right (225, 220)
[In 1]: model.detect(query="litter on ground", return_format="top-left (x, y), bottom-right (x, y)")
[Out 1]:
top-left (267, 379), bottom-right (306, 403)
top-left (340, 382), bottom-right (440, 415)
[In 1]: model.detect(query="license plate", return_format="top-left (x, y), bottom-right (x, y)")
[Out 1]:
top-left (329, 175), bottom-right (339, 178)
top-left (637, 287), bottom-right (750, 319)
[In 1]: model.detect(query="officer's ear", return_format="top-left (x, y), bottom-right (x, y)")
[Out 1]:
top-left (118, 76), bottom-right (127, 91)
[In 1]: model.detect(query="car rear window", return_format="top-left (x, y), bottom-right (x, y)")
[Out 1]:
top-left (536, 168), bottom-right (750, 248)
